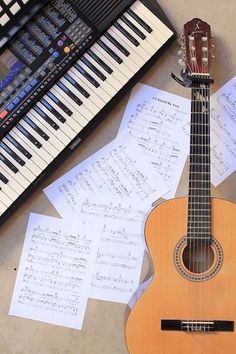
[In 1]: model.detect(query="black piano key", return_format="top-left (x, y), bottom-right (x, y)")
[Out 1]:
top-left (0, 153), bottom-right (19, 173)
top-left (57, 81), bottom-right (83, 106)
top-left (74, 63), bottom-right (100, 88)
top-left (81, 57), bottom-right (107, 81)
top-left (127, 8), bottom-right (153, 33)
top-left (6, 135), bottom-right (32, 159)
top-left (97, 39), bottom-right (123, 64)
top-left (47, 91), bottom-right (73, 116)
top-left (37, 100), bottom-right (64, 126)
top-left (0, 141), bottom-right (25, 166)
top-left (64, 73), bottom-right (90, 98)
top-left (16, 124), bottom-right (42, 149)
top-left (87, 49), bottom-right (113, 74)
top-left (23, 116), bottom-right (49, 141)
top-left (114, 22), bottom-right (140, 47)
top-left (104, 32), bottom-right (130, 56)
top-left (0, 172), bottom-right (9, 184)
top-left (121, 15), bottom-right (146, 40)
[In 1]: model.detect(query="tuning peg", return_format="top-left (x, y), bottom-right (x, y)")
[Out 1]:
top-left (212, 55), bottom-right (215, 60)
top-left (178, 58), bottom-right (186, 67)
top-left (177, 49), bottom-right (183, 57)
top-left (212, 44), bottom-right (215, 49)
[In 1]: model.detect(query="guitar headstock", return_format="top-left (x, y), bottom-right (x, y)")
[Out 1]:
top-left (178, 18), bottom-right (214, 76)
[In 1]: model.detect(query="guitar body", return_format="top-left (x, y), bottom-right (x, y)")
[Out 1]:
top-left (126, 197), bottom-right (236, 354)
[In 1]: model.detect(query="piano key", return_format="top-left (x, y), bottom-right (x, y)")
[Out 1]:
top-left (77, 59), bottom-right (114, 99)
top-left (88, 45), bottom-right (128, 84)
top-left (124, 12), bottom-right (162, 47)
top-left (27, 110), bottom-right (66, 151)
top-left (23, 116), bottom-right (49, 141)
top-left (39, 96), bottom-right (78, 139)
top-left (0, 145), bottom-right (35, 183)
top-left (82, 52), bottom-right (123, 92)
top-left (0, 178), bottom-right (18, 200)
top-left (0, 151), bottom-right (18, 173)
top-left (131, 1), bottom-right (173, 39)
top-left (127, 8), bottom-right (153, 33)
top-left (114, 21), bottom-right (139, 47)
top-left (64, 73), bottom-right (90, 98)
top-left (6, 134), bottom-right (32, 159)
top-left (0, 171), bottom-right (8, 184)
top-left (118, 17), bottom-right (157, 55)
top-left (0, 186), bottom-right (13, 208)
top-left (87, 49), bottom-right (113, 74)
top-left (108, 27), bottom-right (146, 67)
top-left (59, 76), bottom-right (98, 117)
top-left (50, 86), bottom-right (87, 130)
top-left (0, 164), bottom-right (25, 195)
top-left (10, 129), bottom-right (48, 169)
top-left (57, 81), bottom-right (83, 106)
top-left (39, 99), bottom-right (66, 124)
top-left (97, 38), bottom-right (123, 64)
top-left (0, 140), bottom-right (25, 166)
top-left (20, 119), bottom-right (59, 159)
top-left (99, 33), bottom-right (140, 74)
top-left (47, 91), bottom-right (73, 116)
top-left (16, 123), bottom-right (42, 149)
top-left (104, 32), bottom-right (130, 56)
top-left (92, 43), bottom-right (133, 81)
top-left (0, 159), bottom-right (30, 190)
top-left (80, 56), bottom-right (107, 81)
top-left (70, 66), bottom-right (107, 109)
top-left (121, 14), bottom-right (146, 40)
top-left (2, 135), bottom-right (42, 176)
top-left (74, 62), bottom-right (100, 88)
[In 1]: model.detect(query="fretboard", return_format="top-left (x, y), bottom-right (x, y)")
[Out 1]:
top-left (187, 78), bottom-right (211, 242)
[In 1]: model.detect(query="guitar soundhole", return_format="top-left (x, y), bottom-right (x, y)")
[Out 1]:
top-left (182, 242), bottom-right (214, 273)
top-left (174, 237), bottom-right (223, 281)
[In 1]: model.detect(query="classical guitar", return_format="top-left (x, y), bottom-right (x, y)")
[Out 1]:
top-left (126, 18), bottom-right (236, 354)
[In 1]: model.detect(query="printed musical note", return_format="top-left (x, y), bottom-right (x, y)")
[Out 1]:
top-left (119, 83), bottom-right (191, 198)
top-left (9, 214), bottom-right (100, 330)
top-left (44, 132), bottom-right (169, 218)
top-left (211, 76), bottom-right (236, 185)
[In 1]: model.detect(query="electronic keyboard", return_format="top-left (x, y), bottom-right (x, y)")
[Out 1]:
top-left (0, 0), bottom-right (176, 225)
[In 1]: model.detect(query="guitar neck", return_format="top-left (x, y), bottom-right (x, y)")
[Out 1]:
top-left (187, 77), bottom-right (211, 242)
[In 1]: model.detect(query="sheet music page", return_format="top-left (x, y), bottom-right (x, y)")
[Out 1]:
top-left (44, 132), bottom-right (169, 218)
top-left (119, 83), bottom-right (191, 198)
top-left (211, 76), bottom-right (236, 185)
top-left (9, 213), bottom-right (100, 330)
top-left (74, 193), bottom-right (149, 303)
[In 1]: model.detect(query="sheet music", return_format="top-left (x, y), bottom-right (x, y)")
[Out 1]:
top-left (74, 193), bottom-right (148, 303)
top-left (128, 276), bottom-right (153, 309)
top-left (211, 76), bottom-right (236, 185)
top-left (119, 83), bottom-right (190, 198)
top-left (44, 132), bottom-right (169, 217)
top-left (9, 214), bottom-right (100, 330)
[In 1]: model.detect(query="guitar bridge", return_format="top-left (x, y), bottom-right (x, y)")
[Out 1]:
top-left (161, 320), bottom-right (234, 332)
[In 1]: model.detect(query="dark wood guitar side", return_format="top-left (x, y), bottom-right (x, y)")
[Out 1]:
top-left (126, 18), bottom-right (236, 354)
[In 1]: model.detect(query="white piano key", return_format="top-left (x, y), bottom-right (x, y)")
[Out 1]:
top-left (77, 58), bottom-right (116, 98)
top-left (39, 96), bottom-right (78, 139)
top-left (19, 120), bottom-right (59, 159)
top-left (0, 188), bottom-right (13, 208)
top-left (131, 1), bottom-right (173, 39)
top-left (108, 27), bottom-right (146, 67)
top-left (0, 161), bottom-right (25, 193)
top-left (27, 110), bottom-right (66, 151)
top-left (0, 179), bottom-right (18, 200)
top-left (50, 86), bottom-right (86, 130)
top-left (118, 18), bottom-right (158, 56)
top-left (0, 200), bottom-right (7, 214)
top-left (21, 119), bottom-right (59, 157)
top-left (35, 100), bottom-right (75, 142)
top-left (10, 129), bottom-right (48, 170)
top-left (2, 136), bottom-right (42, 176)
top-left (0, 154), bottom-right (31, 189)
top-left (0, 146), bottom-right (35, 183)
top-left (70, 66), bottom-right (107, 109)
top-left (82, 52), bottom-right (123, 92)
top-left (59, 76), bottom-right (98, 117)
